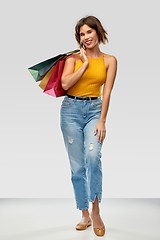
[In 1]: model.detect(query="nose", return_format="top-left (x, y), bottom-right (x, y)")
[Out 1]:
top-left (84, 34), bottom-right (89, 40)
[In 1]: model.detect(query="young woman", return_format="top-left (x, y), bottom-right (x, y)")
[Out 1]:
top-left (60, 16), bottom-right (117, 237)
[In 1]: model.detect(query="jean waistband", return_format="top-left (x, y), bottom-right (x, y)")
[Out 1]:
top-left (66, 94), bottom-right (98, 101)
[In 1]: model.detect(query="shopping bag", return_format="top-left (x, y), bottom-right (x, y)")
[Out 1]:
top-left (43, 59), bottom-right (66, 97)
top-left (39, 65), bottom-right (55, 90)
top-left (28, 54), bottom-right (63, 82)
top-left (28, 49), bottom-right (80, 82)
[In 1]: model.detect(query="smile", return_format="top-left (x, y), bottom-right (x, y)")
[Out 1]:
top-left (85, 40), bottom-right (92, 45)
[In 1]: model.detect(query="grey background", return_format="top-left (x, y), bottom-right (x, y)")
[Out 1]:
top-left (0, 0), bottom-right (159, 197)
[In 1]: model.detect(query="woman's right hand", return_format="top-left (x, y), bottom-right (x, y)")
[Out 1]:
top-left (80, 48), bottom-right (89, 67)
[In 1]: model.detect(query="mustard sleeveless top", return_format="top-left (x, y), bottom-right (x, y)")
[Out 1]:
top-left (67, 53), bottom-right (106, 97)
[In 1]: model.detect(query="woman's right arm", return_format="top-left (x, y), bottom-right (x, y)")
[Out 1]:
top-left (61, 49), bottom-right (89, 91)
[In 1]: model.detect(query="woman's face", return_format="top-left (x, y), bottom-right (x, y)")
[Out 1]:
top-left (79, 24), bottom-right (99, 49)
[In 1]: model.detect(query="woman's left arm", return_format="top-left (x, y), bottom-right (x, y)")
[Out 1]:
top-left (94, 55), bottom-right (117, 143)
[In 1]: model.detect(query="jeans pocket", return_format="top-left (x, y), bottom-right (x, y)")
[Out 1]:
top-left (61, 97), bottom-right (76, 108)
top-left (91, 98), bottom-right (102, 108)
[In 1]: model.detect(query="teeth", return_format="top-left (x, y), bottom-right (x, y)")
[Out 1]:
top-left (86, 40), bottom-right (91, 43)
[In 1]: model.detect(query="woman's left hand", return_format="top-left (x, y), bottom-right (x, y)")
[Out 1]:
top-left (94, 121), bottom-right (106, 143)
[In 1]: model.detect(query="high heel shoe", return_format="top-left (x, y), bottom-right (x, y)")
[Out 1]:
top-left (76, 217), bottom-right (92, 230)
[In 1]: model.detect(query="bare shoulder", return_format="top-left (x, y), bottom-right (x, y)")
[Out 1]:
top-left (103, 53), bottom-right (117, 70)
top-left (103, 53), bottom-right (117, 62)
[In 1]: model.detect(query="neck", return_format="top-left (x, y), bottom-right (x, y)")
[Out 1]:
top-left (85, 45), bottom-right (101, 58)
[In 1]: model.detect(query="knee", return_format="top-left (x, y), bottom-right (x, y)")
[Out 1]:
top-left (86, 143), bottom-right (102, 160)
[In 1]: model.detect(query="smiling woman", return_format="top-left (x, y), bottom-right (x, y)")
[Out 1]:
top-left (75, 16), bottom-right (108, 49)
top-left (60, 15), bottom-right (117, 237)
top-left (80, 26), bottom-right (99, 48)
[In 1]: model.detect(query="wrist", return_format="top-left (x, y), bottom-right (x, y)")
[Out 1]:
top-left (99, 118), bottom-right (106, 124)
top-left (83, 61), bottom-right (89, 68)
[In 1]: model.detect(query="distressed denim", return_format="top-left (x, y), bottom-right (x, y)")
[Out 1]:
top-left (60, 95), bottom-right (103, 210)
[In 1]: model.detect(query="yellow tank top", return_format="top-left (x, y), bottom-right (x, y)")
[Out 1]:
top-left (67, 53), bottom-right (106, 97)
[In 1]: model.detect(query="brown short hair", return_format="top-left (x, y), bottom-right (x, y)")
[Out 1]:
top-left (75, 16), bottom-right (108, 47)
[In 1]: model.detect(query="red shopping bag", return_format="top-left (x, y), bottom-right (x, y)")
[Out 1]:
top-left (43, 59), bottom-right (66, 97)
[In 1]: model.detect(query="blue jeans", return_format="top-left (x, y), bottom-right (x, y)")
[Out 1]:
top-left (60, 96), bottom-right (103, 210)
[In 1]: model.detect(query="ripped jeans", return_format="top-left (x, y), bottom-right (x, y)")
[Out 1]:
top-left (60, 95), bottom-right (103, 210)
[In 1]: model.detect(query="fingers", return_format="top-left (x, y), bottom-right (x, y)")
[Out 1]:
top-left (80, 48), bottom-right (86, 57)
top-left (94, 126), bottom-right (98, 136)
top-left (94, 127), bottom-right (106, 143)
top-left (80, 47), bottom-right (85, 53)
top-left (80, 49), bottom-right (88, 65)
top-left (97, 129), bottom-right (106, 143)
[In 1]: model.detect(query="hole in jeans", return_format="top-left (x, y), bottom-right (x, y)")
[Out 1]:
top-left (68, 137), bottom-right (73, 144)
top-left (89, 143), bottom-right (94, 150)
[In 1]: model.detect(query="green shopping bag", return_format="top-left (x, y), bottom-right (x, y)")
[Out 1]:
top-left (28, 49), bottom-right (80, 82)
